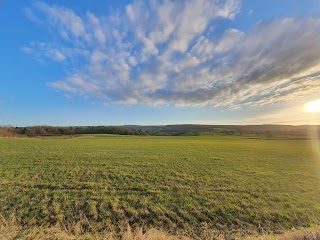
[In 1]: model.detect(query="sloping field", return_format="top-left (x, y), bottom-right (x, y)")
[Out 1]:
top-left (0, 135), bottom-right (319, 239)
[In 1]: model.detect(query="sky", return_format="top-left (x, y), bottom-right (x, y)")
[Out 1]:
top-left (1, 0), bottom-right (320, 126)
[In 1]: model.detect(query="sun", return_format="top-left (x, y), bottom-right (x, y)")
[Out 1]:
top-left (304, 99), bottom-right (320, 113)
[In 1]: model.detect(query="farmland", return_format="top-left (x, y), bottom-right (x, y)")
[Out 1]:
top-left (1, 134), bottom-right (320, 239)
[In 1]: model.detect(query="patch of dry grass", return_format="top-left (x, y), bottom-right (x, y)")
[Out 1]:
top-left (277, 228), bottom-right (320, 240)
top-left (0, 127), bottom-right (15, 137)
top-left (0, 224), bottom-right (190, 240)
top-left (0, 213), bottom-right (190, 240)
top-left (243, 227), bottom-right (320, 240)
top-left (1, 222), bottom-right (320, 240)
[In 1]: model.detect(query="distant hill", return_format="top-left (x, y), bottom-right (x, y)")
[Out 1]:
top-left (126, 124), bottom-right (319, 138)
top-left (1, 124), bottom-right (319, 138)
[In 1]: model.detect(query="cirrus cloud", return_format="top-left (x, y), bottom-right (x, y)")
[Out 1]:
top-left (23, 0), bottom-right (320, 108)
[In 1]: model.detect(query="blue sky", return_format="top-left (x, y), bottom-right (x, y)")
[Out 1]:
top-left (1, 0), bottom-right (320, 126)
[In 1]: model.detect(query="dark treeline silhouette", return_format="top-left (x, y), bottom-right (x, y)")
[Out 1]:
top-left (126, 124), bottom-right (320, 138)
top-left (13, 126), bottom-right (137, 137)
top-left (1, 124), bottom-right (319, 138)
top-left (0, 126), bottom-right (16, 137)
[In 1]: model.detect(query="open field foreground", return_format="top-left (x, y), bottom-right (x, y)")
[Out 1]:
top-left (1, 135), bottom-right (320, 239)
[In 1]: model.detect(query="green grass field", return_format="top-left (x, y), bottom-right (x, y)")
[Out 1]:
top-left (1, 134), bottom-right (320, 239)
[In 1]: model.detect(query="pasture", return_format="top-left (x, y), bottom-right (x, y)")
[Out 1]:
top-left (0, 134), bottom-right (320, 239)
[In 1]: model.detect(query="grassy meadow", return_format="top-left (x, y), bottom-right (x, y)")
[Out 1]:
top-left (1, 134), bottom-right (320, 239)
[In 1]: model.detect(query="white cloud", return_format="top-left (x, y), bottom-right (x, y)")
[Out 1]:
top-left (21, 42), bottom-right (68, 62)
top-left (24, 7), bottom-right (43, 24)
top-left (50, 49), bottom-right (66, 62)
top-left (21, 47), bottom-right (34, 54)
top-left (190, 36), bottom-right (215, 62)
top-left (23, 1), bottom-right (320, 110)
top-left (128, 56), bottom-right (137, 67)
top-left (215, 28), bottom-right (244, 53)
top-left (34, 1), bottom-right (90, 42)
top-left (87, 12), bottom-right (106, 44)
top-left (125, 4), bottom-right (135, 22)
top-left (177, 54), bottom-right (200, 70)
top-left (168, 0), bottom-right (239, 53)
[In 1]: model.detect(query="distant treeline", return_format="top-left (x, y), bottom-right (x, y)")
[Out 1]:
top-left (126, 124), bottom-right (320, 138)
top-left (1, 124), bottom-right (319, 138)
top-left (0, 126), bottom-right (16, 137)
top-left (1, 126), bottom-right (139, 137)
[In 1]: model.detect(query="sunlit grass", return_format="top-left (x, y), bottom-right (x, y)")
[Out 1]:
top-left (0, 134), bottom-right (320, 238)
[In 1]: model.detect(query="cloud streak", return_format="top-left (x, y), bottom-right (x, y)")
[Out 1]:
top-left (23, 1), bottom-right (320, 108)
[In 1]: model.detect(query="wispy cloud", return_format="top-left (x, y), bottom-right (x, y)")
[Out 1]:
top-left (21, 42), bottom-right (67, 62)
top-left (24, 7), bottom-right (43, 24)
top-left (34, 1), bottom-right (90, 42)
top-left (23, 1), bottom-right (320, 108)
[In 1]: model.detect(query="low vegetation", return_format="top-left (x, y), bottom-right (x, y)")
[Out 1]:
top-left (0, 221), bottom-right (190, 240)
top-left (14, 125), bottom-right (136, 137)
top-left (1, 134), bottom-right (320, 239)
top-left (1, 124), bottom-right (318, 138)
top-left (1, 222), bottom-right (320, 239)
top-left (0, 126), bottom-right (16, 137)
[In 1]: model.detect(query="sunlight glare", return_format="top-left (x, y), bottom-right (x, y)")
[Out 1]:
top-left (304, 99), bottom-right (320, 113)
